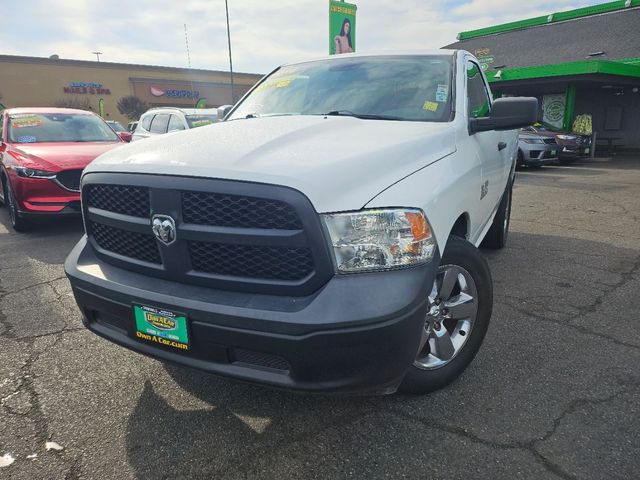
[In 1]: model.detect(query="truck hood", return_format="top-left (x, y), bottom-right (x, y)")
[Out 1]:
top-left (87, 116), bottom-right (456, 212)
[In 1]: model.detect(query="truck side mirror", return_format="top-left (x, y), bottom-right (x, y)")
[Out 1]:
top-left (217, 105), bottom-right (234, 121)
top-left (470, 97), bottom-right (538, 133)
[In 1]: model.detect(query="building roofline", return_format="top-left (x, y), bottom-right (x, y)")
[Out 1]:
top-left (0, 53), bottom-right (262, 77)
top-left (458, 0), bottom-right (640, 41)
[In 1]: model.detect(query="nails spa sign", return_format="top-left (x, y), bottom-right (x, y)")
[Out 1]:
top-left (63, 82), bottom-right (111, 95)
top-left (150, 86), bottom-right (200, 99)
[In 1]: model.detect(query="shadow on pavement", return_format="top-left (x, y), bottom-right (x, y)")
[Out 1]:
top-left (121, 229), bottom-right (640, 479)
top-left (0, 208), bottom-right (84, 265)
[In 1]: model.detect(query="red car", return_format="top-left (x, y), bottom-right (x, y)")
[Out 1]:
top-left (0, 108), bottom-right (125, 231)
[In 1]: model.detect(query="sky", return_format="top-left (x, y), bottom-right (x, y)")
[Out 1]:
top-left (0, 0), bottom-right (607, 74)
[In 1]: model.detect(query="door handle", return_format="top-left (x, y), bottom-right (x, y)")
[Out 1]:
top-left (498, 142), bottom-right (507, 151)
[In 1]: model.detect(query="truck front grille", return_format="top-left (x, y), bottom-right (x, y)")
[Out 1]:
top-left (189, 242), bottom-right (313, 280)
top-left (182, 191), bottom-right (301, 229)
top-left (82, 173), bottom-right (333, 296)
top-left (91, 222), bottom-right (161, 264)
top-left (86, 184), bottom-right (150, 217)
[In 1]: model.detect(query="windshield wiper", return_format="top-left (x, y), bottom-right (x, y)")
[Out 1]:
top-left (228, 113), bottom-right (296, 121)
top-left (323, 110), bottom-right (403, 121)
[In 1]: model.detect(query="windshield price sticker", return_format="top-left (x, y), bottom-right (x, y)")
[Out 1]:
top-left (423, 101), bottom-right (439, 112)
top-left (134, 305), bottom-right (189, 351)
top-left (11, 116), bottom-right (43, 128)
top-left (436, 84), bottom-right (449, 102)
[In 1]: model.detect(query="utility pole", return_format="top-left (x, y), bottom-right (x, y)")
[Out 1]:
top-left (184, 24), bottom-right (197, 107)
top-left (225, 0), bottom-right (235, 103)
top-left (92, 51), bottom-right (103, 62)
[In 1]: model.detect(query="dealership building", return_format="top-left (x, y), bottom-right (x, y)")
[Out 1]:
top-left (447, 0), bottom-right (640, 153)
top-left (0, 54), bottom-right (263, 125)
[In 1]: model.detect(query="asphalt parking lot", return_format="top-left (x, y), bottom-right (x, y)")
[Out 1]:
top-left (1, 156), bottom-right (639, 479)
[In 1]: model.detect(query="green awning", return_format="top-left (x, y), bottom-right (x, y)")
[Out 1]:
top-left (487, 59), bottom-right (640, 83)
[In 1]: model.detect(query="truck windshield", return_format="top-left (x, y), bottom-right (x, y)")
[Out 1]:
top-left (229, 55), bottom-right (453, 122)
top-left (8, 113), bottom-right (120, 143)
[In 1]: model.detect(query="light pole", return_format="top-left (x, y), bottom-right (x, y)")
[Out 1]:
top-left (92, 51), bottom-right (103, 62)
top-left (224, 0), bottom-right (235, 103)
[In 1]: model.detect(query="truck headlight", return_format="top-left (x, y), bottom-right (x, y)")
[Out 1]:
top-left (322, 209), bottom-right (437, 273)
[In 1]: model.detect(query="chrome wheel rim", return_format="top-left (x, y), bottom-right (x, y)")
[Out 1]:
top-left (414, 264), bottom-right (478, 370)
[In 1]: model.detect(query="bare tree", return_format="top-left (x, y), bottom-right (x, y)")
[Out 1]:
top-left (117, 96), bottom-right (148, 120)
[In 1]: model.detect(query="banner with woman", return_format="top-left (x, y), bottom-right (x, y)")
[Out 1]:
top-left (329, 1), bottom-right (357, 55)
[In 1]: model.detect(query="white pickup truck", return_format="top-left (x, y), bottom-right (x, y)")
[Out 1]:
top-left (65, 50), bottom-right (537, 394)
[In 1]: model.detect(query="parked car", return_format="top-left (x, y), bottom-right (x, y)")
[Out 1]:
top-left (517, 130), bottom-right (558, 168)
top-left (105, 120), bottom-right (131, 143)
top-left (0, 108), bottom-right (124, 231)
top-left (522, 124), bottom-right (591, 164)
top-left (105, 120), bottom-right (132, 142)
top-left (65, 51), bottom-right (537, 395)
top-left (127, 121), bottom-right (138, 133)
top-left (131, 107), bottom-right (218, 141)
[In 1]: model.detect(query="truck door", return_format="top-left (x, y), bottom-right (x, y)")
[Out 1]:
top-left (466, 60), bottom-right (503, 230)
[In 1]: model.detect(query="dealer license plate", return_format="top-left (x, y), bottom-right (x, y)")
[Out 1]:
top-left (133, 305), bottom-right (189, 351)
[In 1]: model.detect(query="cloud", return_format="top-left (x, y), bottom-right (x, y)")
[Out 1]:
top-left (0, 0), bottom-right (605, 73)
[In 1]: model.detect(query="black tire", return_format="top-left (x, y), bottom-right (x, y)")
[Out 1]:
top-left (399, 236), bottom-right (493, 394)
top-left (4, 179), bottom-right (31, 232)
top-left (0, 174), bottom-right (6, 207)
top-left (516, 150), bottom-right (524, 169)
top-left (481, 178), bottom-right (512, 249)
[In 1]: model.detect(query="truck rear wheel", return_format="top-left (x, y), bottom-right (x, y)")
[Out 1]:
top-left (399, 236), bottom-right (492, 394)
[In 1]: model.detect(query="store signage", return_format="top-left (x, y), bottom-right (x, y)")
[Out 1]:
top-left (63, 82), bottom-right (111, 95)
top-left (542, 93), bottom-right (566, 129)
top-left (475, 48), bottom-right (494, 71)
top-left (149, 86), bottom-right (200, 99)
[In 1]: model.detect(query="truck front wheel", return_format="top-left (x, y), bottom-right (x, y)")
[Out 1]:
top-left (399, 236), bottom-right (493, 394)
top-left (481, 179), bottom-right (512, 249)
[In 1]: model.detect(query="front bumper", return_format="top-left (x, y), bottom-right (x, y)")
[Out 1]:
top-left (520, 144), bottom-right (558, 166)
top-left (558, 144), bottom-right (581, 157)
top-left (10, 174), bottom-right (81, 215)
top-left (65, 236), bottom-right (439, 394)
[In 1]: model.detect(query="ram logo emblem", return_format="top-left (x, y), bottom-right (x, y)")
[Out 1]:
top-left (151, 215), bottom-right (177, 246)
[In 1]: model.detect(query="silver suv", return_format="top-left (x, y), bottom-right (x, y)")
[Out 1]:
top-left (517, 130), bottom-right (558, 168)
top-left (131, 107), bottom-right (218, 141)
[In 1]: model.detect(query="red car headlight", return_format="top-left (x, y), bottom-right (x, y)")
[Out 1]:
top-left (14, 167), bottom-right (56, 179)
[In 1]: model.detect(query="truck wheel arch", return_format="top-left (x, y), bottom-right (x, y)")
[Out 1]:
top-left (449, 213), bottom-right (470, 240)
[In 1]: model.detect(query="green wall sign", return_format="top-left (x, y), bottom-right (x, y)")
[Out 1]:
top-left (329, 1), bottom-right (357, 55)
